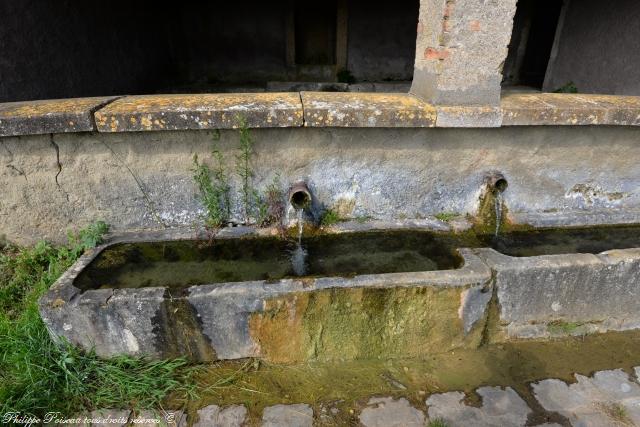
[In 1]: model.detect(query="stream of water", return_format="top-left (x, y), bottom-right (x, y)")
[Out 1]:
top-left (494, 191), bottom-right (503, 236)
top-left (290, 208), bottom-right (307, 276)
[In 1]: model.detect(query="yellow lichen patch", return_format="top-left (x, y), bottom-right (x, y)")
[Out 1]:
top-left (301, 92), bottom-right (437, 127)
top-left (94, 93), bottom-right (304, 131)
top-left (51, 298), bottom-right (66, 308)
top-left (97, 93), bottom-right (303, 114)
top-left (501, 93), bottom-right (640, 126)
top-left (249, 286), bottom-right (482, 363)
top-left (0, 97), bottom-right (114, 118)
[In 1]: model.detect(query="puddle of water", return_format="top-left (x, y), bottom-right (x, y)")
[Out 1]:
top-left (74, 225), bottom-right (640, 291)
top-left (170, 329), bottom-right (640, 423)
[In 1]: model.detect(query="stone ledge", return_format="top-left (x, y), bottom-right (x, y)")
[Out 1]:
top-left (435, 105), bottom-right (502, 128)
top-left (501, 93), bottom-right (640, 126)
top-left (2, 92), bottom-right (640, 137)
top-left (0, 96), bottom-right (118, 137)
top-left (301, 92), bottom-right (437, 127)
top-left (94, 93), bottom-right (304, 132)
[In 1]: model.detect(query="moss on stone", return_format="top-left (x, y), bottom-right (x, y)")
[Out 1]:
top-left (248, 286), bottom-right (483, 363)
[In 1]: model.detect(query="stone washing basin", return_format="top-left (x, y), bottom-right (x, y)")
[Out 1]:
top-left (39, 227), bottom-right (640, 362)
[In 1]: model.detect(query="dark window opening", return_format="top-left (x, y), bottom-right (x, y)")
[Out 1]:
top-left (502, 0), bottom-right (563, 90)
top-left (295, 0), bottom-right (337, 65)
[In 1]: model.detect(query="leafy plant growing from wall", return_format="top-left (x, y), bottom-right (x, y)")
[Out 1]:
top-left (192, 131), bottom-right (231, 228)
top-left (192, 120), bottom-right (288, 229)
top-left (261, 175), bottom-right (286, 234)
top-left (236, 117), bottom-right (260, 223)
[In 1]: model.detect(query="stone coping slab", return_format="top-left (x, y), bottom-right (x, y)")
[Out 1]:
top-left (0, 96), bottom-right (118, 137)
top-left (501, 93), bottom-right (640, 126)
top-left (2, 92), bottom-right (640, 136)
top-left (94, 93), bottom-right (304, 132)
top-left (301, 92), bottom-right (437, 127)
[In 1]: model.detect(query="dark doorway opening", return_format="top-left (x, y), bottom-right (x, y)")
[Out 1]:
top-left (502, 0), bottom-right (564, 89)
top-left (295, 0), bottom-right (337, 65)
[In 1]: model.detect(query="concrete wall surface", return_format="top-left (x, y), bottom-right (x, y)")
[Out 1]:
top-left (2, 126), bottom-right (640, 244)
top-left (544, 0), bottom-right (640, 95)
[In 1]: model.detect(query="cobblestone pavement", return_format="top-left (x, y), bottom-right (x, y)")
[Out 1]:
top-left (76, 367), bottom-right (640, 426)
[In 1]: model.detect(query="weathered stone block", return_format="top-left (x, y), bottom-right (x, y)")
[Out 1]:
top-left (359, 397), bottom-right (425, 427)
top-left (436, 105), bottom-right (502, 127)
top-left (411, 0), bottom-right (518, 106)
top-left (39, 233), bottom-right (492, 362)
top-left (261, 404), bottom-right (313, 427)
top-left (94, 93), bottom-right (303, 132)
top-left (0, 97), bottom-right (118, 137)
top-left (301, 92), bottom-right (436, 127)
top-left (533, 370), bottom-right (640, 427)
top-left (475, 247), bottom-right (640, 338)
top-left (426, 387), bottom-right (531, 426)
top-left (192, 405), bottom-right (247, 427)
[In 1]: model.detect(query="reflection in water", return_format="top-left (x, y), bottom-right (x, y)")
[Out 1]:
top-left (290, 244), bottom-right (308, 276)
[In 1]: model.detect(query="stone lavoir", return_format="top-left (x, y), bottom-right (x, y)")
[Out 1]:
top-left (39, 223), bottom-right (640, 362)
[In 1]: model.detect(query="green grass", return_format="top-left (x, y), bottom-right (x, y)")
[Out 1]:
top-left (192, 132), bottom-right (231, 228)
top-left (547, 320), bottom-right (582, 335)
top-left (553, 81), bottom-right (578, 93)
top-left (428, 419), bottom-right (450, 427)
top-left (0, 222), bottom-right (196, 417)
top-left (320, 209), bottom-right (342, 227)
top-left (435, 212), bottom-right (459, 222)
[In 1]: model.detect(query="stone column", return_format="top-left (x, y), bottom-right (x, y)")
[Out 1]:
top-left (411, 0), bottom-right (518, 106)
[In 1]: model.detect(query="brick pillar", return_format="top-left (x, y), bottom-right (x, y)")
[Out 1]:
top-left (411, 0), bottom-right (518, 106)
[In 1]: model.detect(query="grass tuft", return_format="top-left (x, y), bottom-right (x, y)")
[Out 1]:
top-left (547, 320), bottom-right (582, 335)
top-left (0, 222), bottom-right (195, 417)
top-left (320, 209), bottom-right (342, 227)
top-left (192, 133), bottom-right (231, 228)
top-left (435, 212), bottom-right (459, 222)
top-left (428, 419), bottom-right (450, 427)
top-left (553, 81), bottom-right (578, 93)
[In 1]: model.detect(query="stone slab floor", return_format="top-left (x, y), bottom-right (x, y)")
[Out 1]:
top-left (73, 367), bottom-right (640, 427)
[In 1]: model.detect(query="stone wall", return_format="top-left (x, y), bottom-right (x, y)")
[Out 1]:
top-left (411, 0), bottom-right (518, 105)
top-left (2, 125), bottom-right (640, 244)
top-left (543, 0), bottom-right (640, 95)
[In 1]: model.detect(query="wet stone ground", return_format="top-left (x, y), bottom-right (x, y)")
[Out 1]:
top-left (75, 366), bottom-right (640, 426)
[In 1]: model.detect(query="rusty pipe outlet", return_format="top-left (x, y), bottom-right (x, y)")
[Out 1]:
top-left (289, 182), bottom-right (312, 210)
top-left (484, 172), bottom-right (508, 193)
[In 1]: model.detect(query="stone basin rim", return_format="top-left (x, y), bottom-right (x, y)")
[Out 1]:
top-left (40, 225), bottom-right (640, 304)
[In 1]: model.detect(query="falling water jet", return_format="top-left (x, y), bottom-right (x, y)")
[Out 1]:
top-left (494, 191), bottom-right (504, 236)
top-left (288, 182), bottom-right (312, 276)
top-left (479, 172), bottom-right (508, 237)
